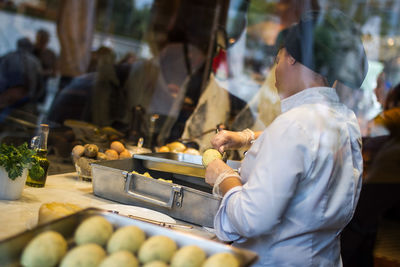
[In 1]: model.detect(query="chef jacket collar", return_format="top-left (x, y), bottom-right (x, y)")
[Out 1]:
top-left (280, 86), bottom-right (340, 113)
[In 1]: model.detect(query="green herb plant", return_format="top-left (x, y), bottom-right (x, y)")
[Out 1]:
top-left (0, 143), bottom-right (43, 180)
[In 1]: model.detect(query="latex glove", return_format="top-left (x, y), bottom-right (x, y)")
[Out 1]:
top-left (205, 159), bottom-right (241, 197)
top-left (211, 129), bottom-right (255, 153)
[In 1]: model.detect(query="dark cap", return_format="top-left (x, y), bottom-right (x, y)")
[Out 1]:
top-left (282, 10), bottom-right (368, 89)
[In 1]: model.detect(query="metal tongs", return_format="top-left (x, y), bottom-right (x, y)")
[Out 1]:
top-left (107, 210), bottom-right (193, 230)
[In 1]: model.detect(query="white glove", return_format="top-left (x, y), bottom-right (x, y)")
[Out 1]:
top-left (238, 128), bottom-right (256, 147)
top-left (212, 169), bottom-right (241, 197)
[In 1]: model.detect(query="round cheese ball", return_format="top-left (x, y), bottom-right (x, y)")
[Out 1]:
top-left (202, 149), bottom-right (222, 167)
top-left (142, 261), bottom-right (169, 267)
top-left (74, 216), bottom-right (113, 246)
top-left (202, 252), bottom-right (240, 267)
top-left (170, 245), bottom-right (206, 267)
top-left (107, 225), bottom-right (146, 254)
top-left (60, 243), bottom-right (106, 267)
top-left (21, 231), bottom-right (67, 267)
top-left (99, 251), bottom-right (139, 267)
top-left (138, 235), bottom-right (177, 264)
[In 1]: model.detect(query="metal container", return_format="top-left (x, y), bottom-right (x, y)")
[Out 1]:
top-left (133, 152), bottom-right (241, 190)
top-left (91, 155), bottom-right (230, 227)
top-left (134, 152), bottom-right (241, 177)
top-left (0, 208), bottom-right (258, 267)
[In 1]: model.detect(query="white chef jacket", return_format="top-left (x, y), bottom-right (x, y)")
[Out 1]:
top-left (214, 87), bottom-right (363, 267)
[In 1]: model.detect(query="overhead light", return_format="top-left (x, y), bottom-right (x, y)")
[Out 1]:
top-left (387, 37), bottom-right (394, 46)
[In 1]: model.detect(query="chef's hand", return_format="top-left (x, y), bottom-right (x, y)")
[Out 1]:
top-left (212, 129), bottom-right (255, 153)
top-left (205, 159), bottom-right (242, 197)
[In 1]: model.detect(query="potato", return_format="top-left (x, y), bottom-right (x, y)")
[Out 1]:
top-left (158, 146), bottom-right (170, 152)
top-left (110, 141), bottom-right (125, 153)
top-left (96, 152), bottom-right (108, 160)
top-left (119, 149), bottom-right (132, 159)
top-left (170, 245), bottom-right (206, 267)
top-left (166, 142), bottom-right (186, 153)
top-left (99, 251), bottom-right (139, 267)
top-left (107, 225), bottom-right (146, 254)
top-left (143, 261), bottom-right (169, 267)
top-left (138, 235), bottom-right (177, 264)
top-left (84, 144), bottom-right (99, 158)
top-left (202, 252), bottom-right (240, 267)
top-left (183, 148), bottom-right (200, 155)
top-left (105, 149), bottom-right (119, 160)
top-left (72, 145), bottom-right (85, 158)
top-left (74, 216), bottom-right (113, 246)
top-left (202, 149), bottom-right (222, 167)
top-left (60, 243), bottom-right (106, 267)
top-left (21, 231), bottom-right (67, 267)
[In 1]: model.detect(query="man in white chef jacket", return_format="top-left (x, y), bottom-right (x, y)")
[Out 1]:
top-left (205, 10), bottom-right (368, 267)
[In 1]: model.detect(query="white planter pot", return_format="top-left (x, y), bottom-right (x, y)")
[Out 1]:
top-left (0, 167), bottom-right (28, 200)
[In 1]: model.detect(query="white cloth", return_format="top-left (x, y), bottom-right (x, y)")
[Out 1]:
top-left (214, 87), bottom-right (363, 267)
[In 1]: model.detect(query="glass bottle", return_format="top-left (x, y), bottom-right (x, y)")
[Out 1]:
top-left (26, 124), bottom-right (50, 187)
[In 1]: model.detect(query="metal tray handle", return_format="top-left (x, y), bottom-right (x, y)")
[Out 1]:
top-left (123, 171), bottom-right (182, 209)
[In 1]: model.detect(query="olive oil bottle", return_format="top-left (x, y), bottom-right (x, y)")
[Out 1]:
top-left (26, 124), bottom-right (50, 187)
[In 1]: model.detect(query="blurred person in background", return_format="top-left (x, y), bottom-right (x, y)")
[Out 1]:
top-left (46, 46), bottom-right (128, 129)
top-left (32, 28), bottom-right (57, 104)
top-left (0, 37), bottom-right (43, 113)
top-left (341, 85), bottom-right (400, 266)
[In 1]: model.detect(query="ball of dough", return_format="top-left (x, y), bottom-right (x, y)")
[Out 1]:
top-left (21, 231), bottom-right (67, 267)
top-left (138, 235), bottom-right (177, 264)
top-left (99, 251), bottom-right (139, 267)
top-left (170, 245), bottom-right (206, 267)
top-left (142, 261), bottom-right (169, 267)
top-left (74, 216), bottom-right (113, 246)
top-left (60, 243), bottom-right (106, 267)
top-left (110, 141), bottom-right (125, 153)
top-left (107, 225), bottom-right (146, 254)
top-left (105, 149), bottom-right (119, 160)
top-left (202, 149), bottom-right (222, 167)
top-left (202, 252), bottom-right (240, 267)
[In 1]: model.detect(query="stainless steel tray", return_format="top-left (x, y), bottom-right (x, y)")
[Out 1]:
top-left (133, 152), bottom-right (241, 178)
top-left (0, 208), bottom-right (258, 267)
top-left (92, 158), bottom-right (221, 227)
